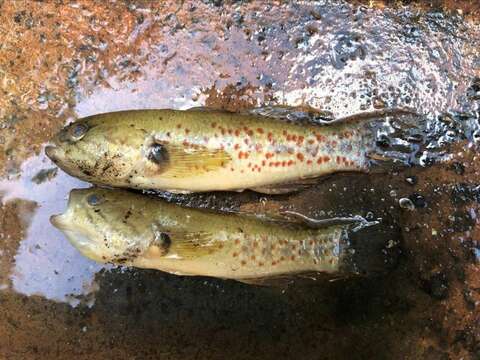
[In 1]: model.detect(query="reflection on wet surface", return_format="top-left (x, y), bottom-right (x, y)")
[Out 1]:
top-left (0, 152), bottom-right (102, 306)
top-left (0, 0), bottom-right (479, 359)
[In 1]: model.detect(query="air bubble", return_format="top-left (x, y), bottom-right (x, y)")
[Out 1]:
top-left (399, 198), bottom-right (415, 211)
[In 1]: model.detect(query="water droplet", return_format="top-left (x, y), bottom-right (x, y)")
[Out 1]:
top-left (399, 198), bottom-right (415, 211)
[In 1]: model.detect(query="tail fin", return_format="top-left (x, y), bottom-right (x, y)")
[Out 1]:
top-left (284, 211), bottom-right (401, 276)
top-left (360, 110), bottom-right (427, 170)
top-left (338, 221), bottom-right (402, 276)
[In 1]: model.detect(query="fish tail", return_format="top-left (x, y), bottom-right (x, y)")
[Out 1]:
top-left (338, 220), bottom-right (402, 276)
top-left (284, 210), bottom-right (401, 276)
top-left (338, 109), bottom-right (426, 171)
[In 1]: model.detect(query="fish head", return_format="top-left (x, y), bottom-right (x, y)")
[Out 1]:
top-left (45, 115), bottom-right (148, 186)
top-left (51, 188), bottom-right (156, 264)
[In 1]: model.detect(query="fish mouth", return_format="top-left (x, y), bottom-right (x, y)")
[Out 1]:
top-left (45, 145), bottom-right (64, 163)
top-left (50, 214), bottom-right (69, 230)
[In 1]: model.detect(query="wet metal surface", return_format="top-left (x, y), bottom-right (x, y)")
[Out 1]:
top-left (0, 1), bottom-right (479, 359)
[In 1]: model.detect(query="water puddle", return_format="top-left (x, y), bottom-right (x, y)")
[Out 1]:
top-left (0, 150), bottom-right (104, 306)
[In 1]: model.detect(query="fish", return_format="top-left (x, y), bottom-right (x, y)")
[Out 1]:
top-left (45, 108), bottom-right (419, 194)
top-left (50, 187), bottom-right (369, 282)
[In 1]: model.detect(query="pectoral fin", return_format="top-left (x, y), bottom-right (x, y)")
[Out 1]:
top-left (167, 231), bottom-right (224, 259)
top-left (149, 141), bottom-right (232, 177)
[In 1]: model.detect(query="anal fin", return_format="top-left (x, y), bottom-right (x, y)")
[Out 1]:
top-left (250, 178), bottom-right (319, 194)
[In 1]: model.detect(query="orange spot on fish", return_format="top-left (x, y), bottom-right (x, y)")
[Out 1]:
top-left (287, 160), bottom-right (294, 166)
top-left (297, 136), bottom-right (304, 145)
top-left (232, 252), bottom-right (238, 257)
top-left (185, 129), bottom-right (190, 134)
top-left (282, 161), bottom-right (286, 167)
top-left (235, 239), bottom-right (240, 245)
top-left (228, 129), bottom-right (233, 135)
top-left (275, 161), bottom-right (281, 167)
top-left (247, 162), bottom-right (252, 168)
top-left (211, 122), bottom-right (217, 128)
top-left (262, 160), bottom-right (266, 166)
top-left (235, 129), bottom-right (240, 136)
top-left (257, 128), bottom-right (264, 134)
top-left (176, 124), bottom-right (182, 129)
top-left (241, 260), bottom-right (247, 266)
top-left (258, 262), bottom-right (264, 267)
top-left (306, 160), bottom-right (313, 165)
top-left (247, 129), bottom-right (254, 136)
top-left (265, 152), bottom-right (274, 159)
top-left (286, 134), bottom-right (292, 141)
top-left (234, 144), bottom-right (240, 150)
top-left (290, 255), bottom-right (295, 261)
top-left (292, 134), bottom-right (297, 142)
top-left (336, 156), bottom-right (341, 164)
top-left (308, 139), bottom-right (315, 145)
top-left (296, 153), bottom-right (304, 162)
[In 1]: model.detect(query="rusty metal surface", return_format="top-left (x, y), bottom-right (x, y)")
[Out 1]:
top-left (0, 1), bottom-right (479, 359)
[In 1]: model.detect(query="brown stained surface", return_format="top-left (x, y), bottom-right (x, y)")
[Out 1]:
top-left (0, 1), bottom-right (479, 359)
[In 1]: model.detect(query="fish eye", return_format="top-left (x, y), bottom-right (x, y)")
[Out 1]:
top-left (86, 193), bottom-right (103, 206)
top-left (69, 123), bottom-right (88, 141)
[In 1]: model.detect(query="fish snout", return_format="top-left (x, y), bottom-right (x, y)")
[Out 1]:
top-left (50, 214), bottom-right (68, 230)
top-left (45, 145), bottom-right (62, 163)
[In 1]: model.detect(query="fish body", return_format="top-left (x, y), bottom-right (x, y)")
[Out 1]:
top-left (51, 188), bottom-right (349, 280)
top-left (46, 109), bottom-right (378, 193)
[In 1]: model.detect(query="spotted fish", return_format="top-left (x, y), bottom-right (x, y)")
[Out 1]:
top-left (46, 108), bottom-right (417, 194)
top-left (50, 187), bottom-right (360, 282)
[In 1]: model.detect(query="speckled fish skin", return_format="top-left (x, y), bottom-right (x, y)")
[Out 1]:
top-left (50, 188), bottom-right (347, 280)
top-left (45, 109), bottom-right (375, 193)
